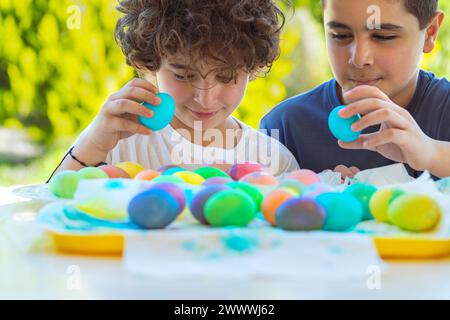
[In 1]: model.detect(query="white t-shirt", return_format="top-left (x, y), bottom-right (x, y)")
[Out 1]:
top-left (106, 118), bottom-right (299, 176)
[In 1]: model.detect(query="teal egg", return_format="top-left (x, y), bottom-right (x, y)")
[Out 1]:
top-left (316, 192), bottom-right (363, 231)
top-left (344, 183), bottom-right (377, 220)
top-left (152, 175), bottom-right (184, 184)
top-left (139, 92), bottom-right (175, 131)
top-left (328, 105), bottom-right (361, 142)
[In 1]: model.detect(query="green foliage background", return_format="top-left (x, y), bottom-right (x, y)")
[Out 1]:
top-left (0, 0), bottom-right (449, 185)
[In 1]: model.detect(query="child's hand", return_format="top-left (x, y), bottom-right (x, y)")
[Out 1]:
top-left (333, 165), bottom-right (360, 180)
top-left (84, 78), bottom-right (161, 153)
top-left (337, 85), bottom-right (437, 172)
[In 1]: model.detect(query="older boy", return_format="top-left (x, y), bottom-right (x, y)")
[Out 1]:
top-left (261, 0), bottom-right (450, 178)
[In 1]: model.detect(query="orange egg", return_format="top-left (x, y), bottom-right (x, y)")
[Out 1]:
top-left (287, 169), bottom-right (320, 186)
top-left (261, 189), bottom-right (295, 226)
top-left (135, 169), bottom-right (161, 181)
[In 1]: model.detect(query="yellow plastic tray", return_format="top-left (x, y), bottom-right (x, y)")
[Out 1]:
top-left (48, 230), bottom-right (450, 259)
top-left (373, 236), bottom-right (450, 260)
top-left (49, 231), bottom-right (124, 256)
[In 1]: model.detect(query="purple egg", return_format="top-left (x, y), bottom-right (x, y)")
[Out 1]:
top-left (276, 197), bottom-right (326, 231)
top-left (302, 183), bottom-right (336, 198)
top-left (202, 177), bottom-right (233, 186)
top-left (147, 182), bottom-right (186, 213)
top-left (157, 164), bottom-right (181, 173)
top-left (189, 185), bottom-right (230, 224)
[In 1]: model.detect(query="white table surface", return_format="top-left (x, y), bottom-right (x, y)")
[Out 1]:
top-left (1, 186), bottom-right (449, 300)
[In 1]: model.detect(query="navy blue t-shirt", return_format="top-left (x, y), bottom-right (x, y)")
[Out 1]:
top-left (260, 70), bottom-right (450, 177)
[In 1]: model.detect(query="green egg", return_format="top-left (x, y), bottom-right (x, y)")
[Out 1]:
top-left (344, 183), bottom-right (377, 220)
top-left (226, 181), bottom-right (263, 211)
top-left (48, 170), bottom-right (81, 199)
top-left (316, 192), bottom-right (363, 231)
top-left (278, 179), bottom-right (306, 196)
top-left (204, 189), bottom-right (257, 227)
top-left (78, 167), bottom-right (109, 180)
top-left (152, 175), bottom-right (185, 184)
top-left (194, 167), bottom-right (230, 179)
top-left (369, 188), bottom-right (405, 223)
top-left (388, 194), bottom-right (441, 232)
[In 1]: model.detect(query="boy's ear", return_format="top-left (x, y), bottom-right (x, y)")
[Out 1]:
top-left (423, 11), bottom-right (445, 54)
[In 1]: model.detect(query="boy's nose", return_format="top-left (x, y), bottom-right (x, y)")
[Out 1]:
top-left (348, 39), bottom-right (374, 69)
top-left (193, 86), bottom-right (220, 108)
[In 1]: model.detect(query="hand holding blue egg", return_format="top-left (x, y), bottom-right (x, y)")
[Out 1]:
top-left (328, 105), bottom-right (361, 142)
top-left (139, 92), bottom-right (175, 131)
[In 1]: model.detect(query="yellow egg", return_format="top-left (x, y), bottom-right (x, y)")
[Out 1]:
top-left (115, 162), bottom-right (144, 178)
top-left (173, 171), bottom-right (205, 185)
top-left (388, 194), bottom-right (441, 232)
top-left (369, 188), bottom-right (405, 223)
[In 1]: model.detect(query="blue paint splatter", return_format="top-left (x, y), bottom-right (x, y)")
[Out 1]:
top-left (181, 241), bottom-right (197, 251)
top-left (105, 180), bottom-right (125, 189)
top-left (221, 233), bottom-right (259, 253)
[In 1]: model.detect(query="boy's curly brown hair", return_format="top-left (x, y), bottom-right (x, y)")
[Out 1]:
top-left (114, 0), bottom-right (285, 79)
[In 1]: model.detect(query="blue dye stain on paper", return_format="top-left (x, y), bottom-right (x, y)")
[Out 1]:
top-left (221, 233), bottom-right (259, 253)
top-left (105, 180), bottom-right (126, 189)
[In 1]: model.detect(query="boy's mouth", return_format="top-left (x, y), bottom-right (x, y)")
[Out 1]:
top-left (349, 78), bottom-right (382, 87)
top-left (188, 108), bottom-right (219, 120)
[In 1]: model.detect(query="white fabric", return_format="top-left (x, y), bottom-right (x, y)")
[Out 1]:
top-left (106, 118), bottom-right (299, 176)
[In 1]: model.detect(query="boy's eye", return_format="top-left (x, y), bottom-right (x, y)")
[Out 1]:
top-left (373, 35), bottom-right (397, 41)
top-left (173, 73), bottom-right (196, 81)
top-left (330, 33), bottom-right (352, 41)
top-left (216, 74), bottom-right (234, 84)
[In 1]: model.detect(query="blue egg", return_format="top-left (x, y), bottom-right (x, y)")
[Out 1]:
top-left (316, 192), bottom-right (363, 231)
top-left (328, 105), bottom-right (361, 142)
top-left (128, 189), bottom-right (179, 229)
top-left (162, 167), bottom-right (187, 176)
top-left (189, 185), bottom-right (230, 225)
top-left (139, 92), bottom-right (175, 131)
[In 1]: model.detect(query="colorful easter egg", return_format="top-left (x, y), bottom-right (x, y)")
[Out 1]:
top-left (261, 189), bottom-right (296, 226)
top-left (115, 162), bottom-right (144, 178)
top-left (278, 179), bottom-right (306, 196)
top-left (239, 171), bottom-right (279, 186)
top-left (328, 105), bottom-right (361, 142)
top-left (302, 182), bottom-right (336, 198)
top-left (316, 192), bottom-right (363, 231)
top-left (135, 169), bottom-right (161, 181)
top-left (345, 183), bottom-right (377, 220)
top-left (189, 185), bottom-right (230, 225)
top-left (287, 169), bottom-right (320, 186)
top-left (128, 189), bottom-right (179, 229)
top-left (138, 92), bottom-right (176, 131)
top-left (202, 176), bottom-right (233, 186)
top-left (194, 167), bottom-right (230, 179)
top-left (147, 182), bottom-right (186, 213)
top-left (369, 188), bottom-right (405, 223)
top-left (173, 171), bottom-right (205, 185)
top-left (227, 162), bottom-right (263, 181)
top-left (157, 165), bottom-right (180, 173)
top-left (49, 171), bottom-right (81, 199)
top-left (204, 189), bottom-right (257, 227)
top-left (77, 167), bottom-right (109, 180)
top-left (152, 175), bottom-right (185, 184)
top-left (98, 165), bottom-right (130, 178)
top-left (162, 167), bottom-right (188, 175)
top-left (227, 181), bottom-right (264, 210)
top-left (388, 194), bottom-right (441, 232)
top-left (276, 197), bottom-right (326, 231)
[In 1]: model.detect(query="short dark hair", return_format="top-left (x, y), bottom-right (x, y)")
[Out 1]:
top-left (321, 0), bottom-right (439, 29)
top-left (115, 0), bottom-right (285, 78)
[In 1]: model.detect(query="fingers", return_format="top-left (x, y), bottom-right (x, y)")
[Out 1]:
top-left (343, 85), bottom-right (390, 105)
top-left (110, 117), bottom-right (152, 135)
top-left (124, 78), bottom-right (159, 95)
top-left (334, 165), bottom-right (358, 179)
top-left (351, 107), bottom-right (410, 132)
top-left (360, 128), bottom-right (406, 149)
top-left (107, 99), bottom-right (154, 118)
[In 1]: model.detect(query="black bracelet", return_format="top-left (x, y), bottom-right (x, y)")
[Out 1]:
top-left (68, 146), bottom-right (107, 167)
